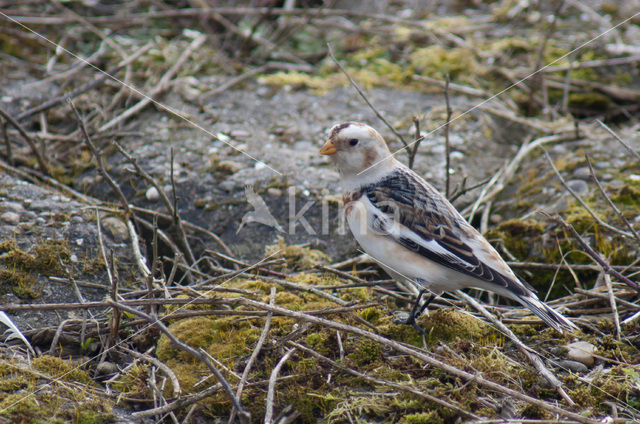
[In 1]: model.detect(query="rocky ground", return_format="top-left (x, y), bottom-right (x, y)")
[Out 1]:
top-left (1, 1), bottom-right (640, 423)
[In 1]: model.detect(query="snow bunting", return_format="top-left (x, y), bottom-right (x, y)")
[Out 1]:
top-left (320, 122), bottom-right (576, 333)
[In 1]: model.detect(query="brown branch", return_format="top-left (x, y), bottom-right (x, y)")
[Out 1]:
top-left (407, 116), bottom-right (423, 169)
top-left (326, 43), bottom-right (408, 149)
top-left (444, 74), bottom-right (452, 198)
top-left (107, 300), bottom-right (251, 423)
top-left (586, 154), bottom-right (640, 245)
top-left (507, 261), bottom-right (640, 273)
top-left (238, 298), bottom-right (598, 424)
top-left (69, 100), bottom-right (133, 217)
top-left (596, 119), bottom-right (640, 162)
top-left (543, 213), bottom-right (639, 291)
top-left (17, 43), bottom-right (152, 121)
top-left (0, 107), bottom-right (50, 175)
top-left (543, 149), bottom-right (633, 238)
top-left (288, 341), bottom-right (480, 419)
top-left (456, 291), bottom-right (575, 405)
top-left (98, 34), bottom-right (206, 132)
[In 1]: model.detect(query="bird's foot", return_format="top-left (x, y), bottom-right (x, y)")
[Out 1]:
top-left (394, 311), bottom-right (427, 337)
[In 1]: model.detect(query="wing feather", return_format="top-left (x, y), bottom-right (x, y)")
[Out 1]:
top-left (363, 168), bottom-right (533, 297)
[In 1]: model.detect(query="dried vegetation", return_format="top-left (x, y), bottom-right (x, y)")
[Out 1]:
top-left (1, 1), bottom-right (640, 423)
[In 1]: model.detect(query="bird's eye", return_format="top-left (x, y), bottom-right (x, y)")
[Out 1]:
top-left (349, 138), bottom-right (359, 146)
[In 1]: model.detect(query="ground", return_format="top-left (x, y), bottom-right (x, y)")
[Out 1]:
top-left (0, 1), bottom-right (639, 423)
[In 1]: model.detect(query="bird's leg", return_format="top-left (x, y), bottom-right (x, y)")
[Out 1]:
top-left (396, 289), bottom-right (436, 336)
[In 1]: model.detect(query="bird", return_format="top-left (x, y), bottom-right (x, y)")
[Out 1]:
top-left (319, 122), bottom-right (576, 333)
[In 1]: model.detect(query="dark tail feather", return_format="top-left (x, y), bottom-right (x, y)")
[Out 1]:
top-left (517, 295), bottom-right (577, 333)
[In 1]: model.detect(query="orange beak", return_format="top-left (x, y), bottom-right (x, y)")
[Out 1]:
top-left (319, 139), bottom-right (337, 155)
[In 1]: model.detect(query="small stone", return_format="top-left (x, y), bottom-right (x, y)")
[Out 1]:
top-left (267, 188), bottom-right (282, 197)
top-left (217, 160), bottom-right (244, 174)
top-left (573, 166), bottom-right (591, 180)
top-left (230, 130), bottom-right (250, 138)
top-left (101, 216), bottom-right (129, 242)
top-left (553, 359), bottom-right (589, 373)
top-left (490, 214), bottom-right (503, 224)
top-left (70, 254), bottom-right (79, 263)
top-left (145, 186), bottom-right (160, 201)
top-left (2, 201), bottom-right (25, 214)
top-left (566, 341), bottom-right (596, 367)
top-left (95, 361), bottom-right (119, 377)
top-left (566, 179), bottom-right (589, 196)
top-left (0, 211), bottom-right (20, 225)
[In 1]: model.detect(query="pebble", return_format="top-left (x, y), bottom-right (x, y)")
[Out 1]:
top-left (566, 179), bottom-right (589, 195)
top-left (554, 359), bottom-right (589, 373)
top-left (572, 166), bottom-right (591, 180)
top-left (145, 186), bottom-right (160, 201)
top-left (0, 211), bottom-right (20, 225)
top-left (566, 341), bottom-right (596, 367)
top-left (2, 201), bottom-right (25, 214)
top-left (217, 160), bottom-right (244, 174)
top-left (95, 361), bottom-right (119, 377)
top-left (101, 216), bottom-right (129, 242)
top-left (267, 188), bottom-right (282, 196)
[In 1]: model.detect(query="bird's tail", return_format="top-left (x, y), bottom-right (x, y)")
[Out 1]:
top-left (516, 294), bottom-right (577, 333)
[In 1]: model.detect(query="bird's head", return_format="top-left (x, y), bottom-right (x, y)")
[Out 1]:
top-left (319, 122), bottom-right (396, 177)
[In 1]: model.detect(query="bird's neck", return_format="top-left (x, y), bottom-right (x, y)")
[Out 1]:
top-left (340, 159), bottom-right (401, 192)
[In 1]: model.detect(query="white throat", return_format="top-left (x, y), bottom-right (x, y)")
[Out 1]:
top-left (340, 156), bottom-right (401, 192)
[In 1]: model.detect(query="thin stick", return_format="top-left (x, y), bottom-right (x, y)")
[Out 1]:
top-left (586, 154), bottom-right (640, 245)
top-left (98, 34), bottom-right (206, 132)
top-left (603, 273), bottom-right (621, 341)
top-left (17, 43), bottom-right (152, 121)
top-left (122, 346), bottom-right (181, 397)
top-left (408, 116), bottom-right (423, 169)
top-left (264, 347), bottom-right (296, 424)
top-left (596, 119), bottom-right (640, 161)
top-left (0, 107), bottom-right (50, 175)
top-left (456, 290), bottom-right (575, 406)
top-left (507, 261), bottom-right (640, 273)
top-left (70, 100), bottom-right (132, 217)
top-left (326, 43), bottom-right (408, 149)
top-left (108, 300), bottom-right (251, 423)
top-left (238, 298), bottom-right (597, 424)
top-left (444, 74), bottom-right (452, 199)
top-left (544, 213), bottom-right (638, 291)
top-left (229, 287), bottom-right (276, 424)
top-left (543, 149), bottom-right (633, 238)
top-left (289, 341), bottom-right (479, 420)
top-left (465, 133), bottom-right (575, 220)
top-left (131, 205), bottom-right (234, 257)
top-left (2, 119), bottom-right (12, 165)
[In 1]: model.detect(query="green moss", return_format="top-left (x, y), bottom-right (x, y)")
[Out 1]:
top-left (306, 332), bottom-right (334, 356)
top-left (156, 316), bottom-right (260, 367)
top-left (409, 46), bottom-right (481, 82)
top-left (421, 308), bottom-right (490, 343)
top-left (112, 363), bottom-right (151, 399)
top-left (265, 237), bottom-right (330, 271)
top-left (612, 183), bottom-right (640, 207)
top-left (491, 219), bottom-right (545, 258)
top-left (400, 411), bottom-right (444, 424)
top-left (0, 357), bottom-right (113, 424)
top-left (569, 92), bottom-right (612, 112)
top-left (346, 339), bottom-right (382, 367)
top-left (1, 239), bottom-right (71, 276)
top-left (359, 307), bottom-right (382, 323)
top-left (0, 268), bottom-right (40, 299)
top-left (32, 355), bottom-right (92, 384)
